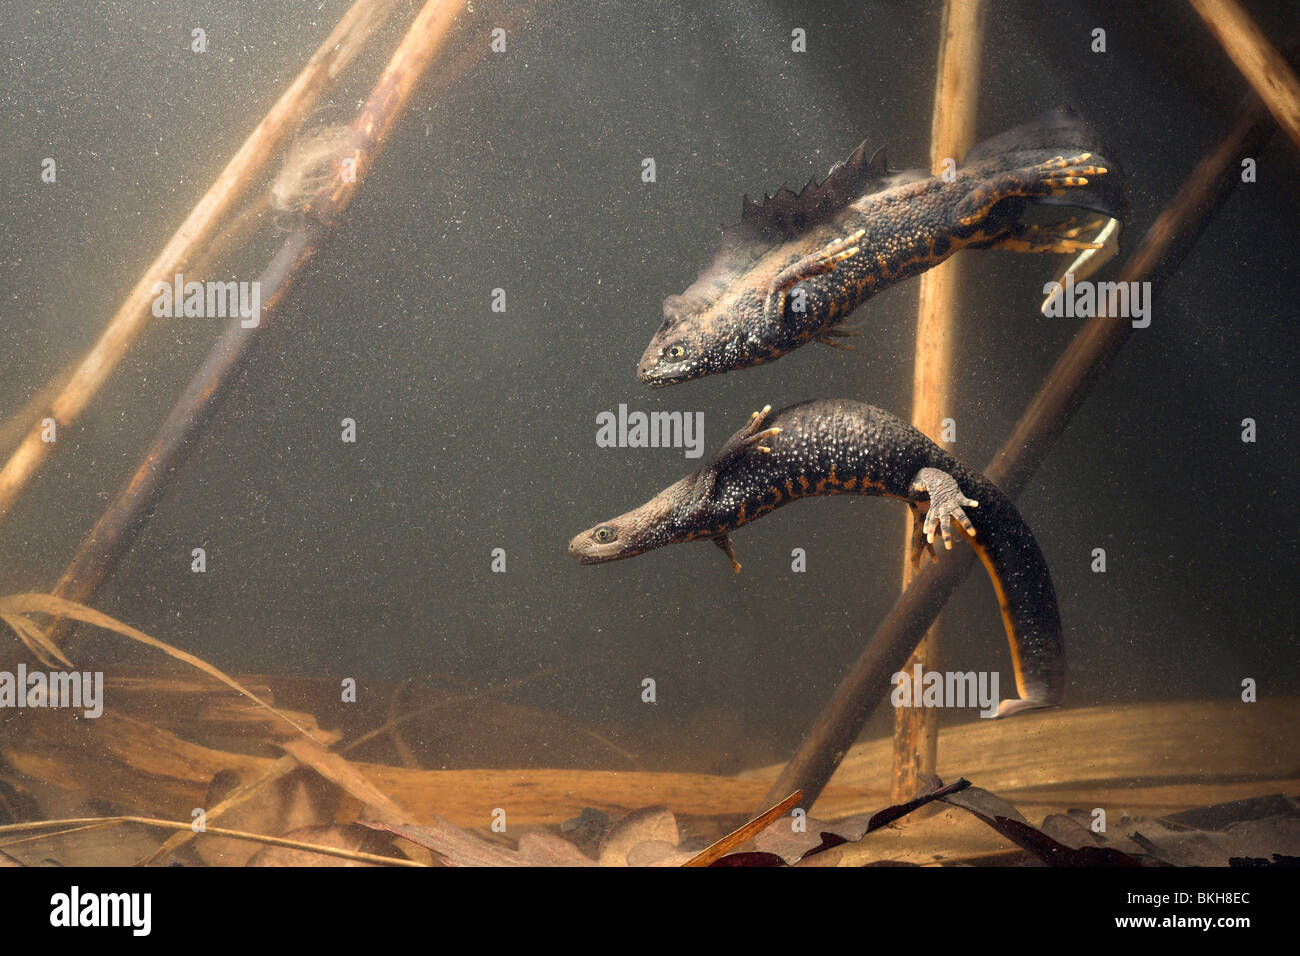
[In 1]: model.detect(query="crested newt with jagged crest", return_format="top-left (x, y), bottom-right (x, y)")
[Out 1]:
top-left (637, 107), bottom-right (1127, 386)
top-left (569, 399), bottom-right (1065, 716)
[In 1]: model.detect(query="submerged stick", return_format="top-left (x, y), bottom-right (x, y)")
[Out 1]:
top-left (0, 815), bottom-right (423, 866)
top-left (683, 790), bottom-right (802, 867)
top-left (1188, 0), bottom-right (1300, 153)
top-left (46, 0), bottom-right (462, 653)
top-left (0, 0), bottom-right (396, 528)
top-left (893, 0), bottom-right (987, 808)
top-left (760, 81), bottom-right (1287, 815)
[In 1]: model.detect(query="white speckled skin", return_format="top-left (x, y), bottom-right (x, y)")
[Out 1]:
top-left (570, 400), bottom-right (1066, 714)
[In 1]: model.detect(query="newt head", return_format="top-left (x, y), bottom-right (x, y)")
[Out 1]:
top-left (569, 477), bottom-right (696, 563)
top-left (635, 334), bottom-right (708, 388)
top-left (567, 519), bottom-right (638, 564)
top-left (637, 140), bottom-right (893, 388)
top-left (636, 293), bottom-right (751, 387)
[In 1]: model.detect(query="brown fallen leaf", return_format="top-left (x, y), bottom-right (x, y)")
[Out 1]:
top-left (598, 806), bottom-right (678, 867)
top-left (940, 784), bottom-right (1143, 867)
top-left (279, 737), bottom-right (410, 824)
top-left (627, 841), bottom-right (694, 867)
top-left (358, 818), bottom-right (590, 867)
top-left (754, 778), bottom-right (973, 864)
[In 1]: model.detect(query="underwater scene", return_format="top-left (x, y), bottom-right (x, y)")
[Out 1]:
top-left (0, 0), bottom-right (1297, 895)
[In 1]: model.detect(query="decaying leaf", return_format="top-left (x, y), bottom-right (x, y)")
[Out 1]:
top-left (753, 778), bottom-right (973, 865)
top-left (1128, 816), bottom-right (1300, 867)
top-left (598, 805), bottom-right (678, 867)
top-left (358, 817), bottom-right (592, 867)
top-left (939, 782), bottom-right (1143, 866)
top-left (279, 737), bottom-right (410, 824)
top-left (627, 840), bottom-right (694, 867)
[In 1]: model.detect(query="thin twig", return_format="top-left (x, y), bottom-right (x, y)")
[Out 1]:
top-left (683, 790), bottom-right (802, 867)
top-left (0, 815), bottom-right (423, 867)
top-left (0, 0), bottom-right (397, 526)
top-left (47, 0), bottom-right (462, 655)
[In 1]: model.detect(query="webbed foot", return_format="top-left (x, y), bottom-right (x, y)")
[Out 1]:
top-left (996, 214), bottom-right (1110, 254)
top-left (1036, 152), bottom-right (1108, 197)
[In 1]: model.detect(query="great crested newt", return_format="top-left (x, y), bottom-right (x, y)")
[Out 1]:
top-left (568, 399), bottom-right (1065, 717)
top-left (637, 107), bottom-right (1127, 386)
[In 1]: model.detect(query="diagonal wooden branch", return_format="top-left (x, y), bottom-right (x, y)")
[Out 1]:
top-left (1188, 0), bottom-right (1300, 153)
top-left (44, 0), bottom-right (462, 655)
top-left (0, 0), bottom-right (396, 527)
top-left (759, 71), bottom-right (1290, 816)
top-left (683, 790), bottom-right (802, 867)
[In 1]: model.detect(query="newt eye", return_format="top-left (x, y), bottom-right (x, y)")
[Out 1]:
top-left (664, 343), bottom-right (687, 360)
top-left (592, 526), bottom-right (617, 544)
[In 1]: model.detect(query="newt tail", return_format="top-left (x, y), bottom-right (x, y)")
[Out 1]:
top-left (569, 399), bottom-right (1065, 717)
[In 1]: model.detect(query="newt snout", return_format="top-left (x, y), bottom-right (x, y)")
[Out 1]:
top-left (636, 334), bottom-right (698, 387)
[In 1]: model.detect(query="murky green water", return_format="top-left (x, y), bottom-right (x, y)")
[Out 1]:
top-left (1, 0), bottom-right (1295, 788)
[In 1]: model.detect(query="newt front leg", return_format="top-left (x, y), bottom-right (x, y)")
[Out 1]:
top-left (764, 229), bottom-right (865, 321)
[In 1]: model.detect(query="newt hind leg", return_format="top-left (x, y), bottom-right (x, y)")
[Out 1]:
top-left (956, 154), bottom-right (1107, 228)
top-left (910, 467), bottom-right (979, 552)
top-left (907, 501), bottom-right (937, 571)
top-left (995, 214), bottom-right (1109, 254)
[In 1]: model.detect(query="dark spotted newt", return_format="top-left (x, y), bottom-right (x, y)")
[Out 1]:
top-left (637, 107), bottom-right (1126, 386)
top-left (569, 399), bottom-right (1065, 716)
